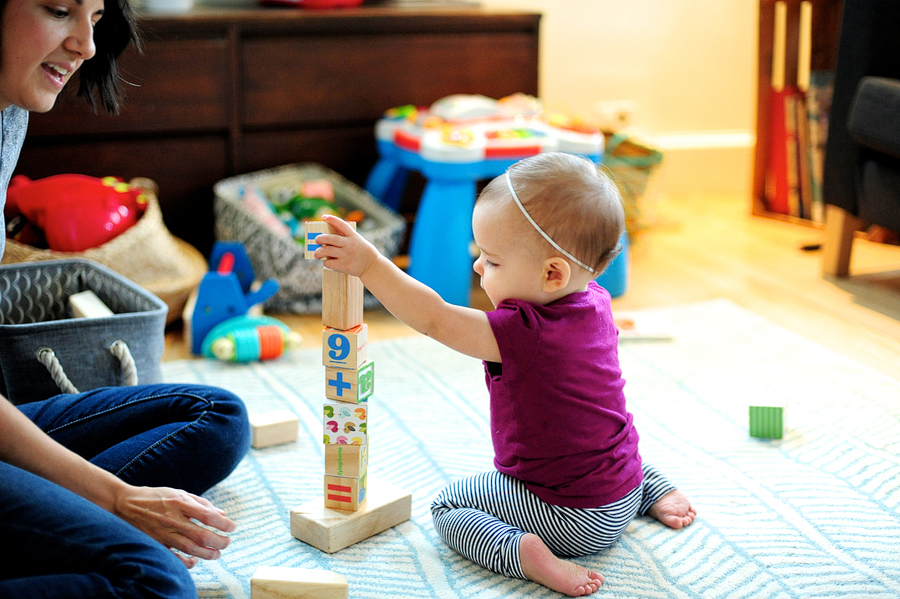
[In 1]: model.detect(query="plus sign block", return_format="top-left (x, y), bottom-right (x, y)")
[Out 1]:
top-left (325, 361), bottom-right (375, 404)
top-left (322, 324), bottom-right (368, 369)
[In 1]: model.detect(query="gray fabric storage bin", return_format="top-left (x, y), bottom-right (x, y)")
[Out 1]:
top-left (0, 259), bottom-right (168, 405)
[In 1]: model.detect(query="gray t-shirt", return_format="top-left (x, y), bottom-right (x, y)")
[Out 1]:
top-left (0, 105), bottom-right (30, 260)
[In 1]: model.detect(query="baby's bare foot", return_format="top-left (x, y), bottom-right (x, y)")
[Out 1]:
top-left (647, 489), bottom-right (696, 529)
top-left (519, 533), bottom-right (603, 596)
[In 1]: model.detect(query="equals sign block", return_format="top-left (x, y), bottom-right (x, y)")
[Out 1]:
top-left (304, 220), bottom-right (356, 260)
top-left (304, 221), bottom-right (330, 259)
top-left (324, 474), bottom-right (368, 512)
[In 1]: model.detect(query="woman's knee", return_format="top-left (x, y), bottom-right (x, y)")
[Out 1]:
top-left (179, 385), bottom-right (251, 489)
top-left (132, 384), bottom-right (250, 494)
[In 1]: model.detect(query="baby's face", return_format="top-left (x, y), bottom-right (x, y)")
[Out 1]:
top-left (472, 198), bottom-right (548, 307)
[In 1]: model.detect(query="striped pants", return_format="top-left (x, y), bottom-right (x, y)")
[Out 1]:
top-left (430, 463), bottom-right (674, 579)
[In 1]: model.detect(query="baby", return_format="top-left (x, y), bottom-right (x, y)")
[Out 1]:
top-left (315, 152), bottom-right (695, 596)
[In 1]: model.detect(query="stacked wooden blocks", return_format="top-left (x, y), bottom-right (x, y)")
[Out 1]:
top-left (291, 221), bottom-right (411, 553)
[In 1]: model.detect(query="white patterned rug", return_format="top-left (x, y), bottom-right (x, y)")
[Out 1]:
top-left (161, 299), bottom-right (900, 599)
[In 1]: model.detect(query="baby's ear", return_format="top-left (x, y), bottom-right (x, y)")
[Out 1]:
top-left (542, 257), bottom-right (571, 293)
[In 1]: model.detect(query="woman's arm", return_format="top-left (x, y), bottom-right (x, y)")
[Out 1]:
top-left (316, 215), bottom-right (501, 363)
top-left (0, 396), bottom-right (233, 568)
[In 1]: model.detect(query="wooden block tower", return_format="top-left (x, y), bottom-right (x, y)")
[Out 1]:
top-left (291, 220), bottom-right (411, 553)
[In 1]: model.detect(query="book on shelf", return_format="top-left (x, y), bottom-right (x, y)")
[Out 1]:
top-left (805, 70), bottom-right (834, 223)
top-left (766, 86), bottom-right (793, 216)
top-left (763, 1), bottom-right (832, 223)
top-left (784, 91), bottom-right (802, 218)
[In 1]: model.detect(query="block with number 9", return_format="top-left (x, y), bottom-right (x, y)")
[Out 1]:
top-left (322, 324), bottom-right (368, 369)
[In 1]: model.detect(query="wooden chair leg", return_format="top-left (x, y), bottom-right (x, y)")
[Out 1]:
top-left (822, 204), bottom-right (861, 276)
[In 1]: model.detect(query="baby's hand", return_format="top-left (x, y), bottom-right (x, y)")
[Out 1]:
top-left (315, 215), bottom-right (380, 278)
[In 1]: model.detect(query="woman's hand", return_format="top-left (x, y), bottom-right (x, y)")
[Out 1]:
top-left (113, 485), bottom-right (235, 568)
top-left (314, 215), bottom-right (381, 277)
top-left (0, 397), bottom-right (235, 569)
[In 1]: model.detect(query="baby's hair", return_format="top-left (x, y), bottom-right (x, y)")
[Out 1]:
top-left (479, 153), bottom-right (625, 274)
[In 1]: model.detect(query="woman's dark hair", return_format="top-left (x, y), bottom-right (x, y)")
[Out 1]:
top-left (0, 0), bottom-right (141, 114)
top-left (77, 0), bottom-right (142, 114)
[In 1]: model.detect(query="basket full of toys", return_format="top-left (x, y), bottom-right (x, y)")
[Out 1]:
top-left (602, 133), bottom-right (663, 239)
top-left (213, 163), bottom-right (405, 313)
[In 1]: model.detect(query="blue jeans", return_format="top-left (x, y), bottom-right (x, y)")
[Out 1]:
top-left (0, 384), bottom-right (251, 598)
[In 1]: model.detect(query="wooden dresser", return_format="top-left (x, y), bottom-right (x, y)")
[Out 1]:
top-left (16, 6), bottom-right (541, 254)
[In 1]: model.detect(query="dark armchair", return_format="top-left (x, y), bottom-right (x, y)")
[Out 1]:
top-left (821, 0), bottom-right (900, 276)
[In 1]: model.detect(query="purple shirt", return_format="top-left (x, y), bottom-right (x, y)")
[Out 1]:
top-left (484, 282), bottom-right (643, 508)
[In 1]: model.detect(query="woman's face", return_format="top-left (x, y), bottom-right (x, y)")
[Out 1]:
top-left (0, 0), bottom-right (104, 112)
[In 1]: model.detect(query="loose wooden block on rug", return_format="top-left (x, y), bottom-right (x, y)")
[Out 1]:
top-left (251, 566), bottom-right (348, 599)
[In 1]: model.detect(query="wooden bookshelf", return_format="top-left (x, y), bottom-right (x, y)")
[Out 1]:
top-left (752, 0), bottom-right (842, 226)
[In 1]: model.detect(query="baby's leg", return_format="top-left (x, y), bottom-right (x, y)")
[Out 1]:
top-left (639, 463), bottom-right (696, 529)
top-left (431, 471), bottom-right (634, 596)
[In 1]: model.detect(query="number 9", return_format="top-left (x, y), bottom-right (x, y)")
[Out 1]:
top-left (328, 333), bottom-right (350, 361)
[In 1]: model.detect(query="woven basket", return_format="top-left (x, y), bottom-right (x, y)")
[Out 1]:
top-left (602, 133), bottom-right (663, 238)
top-left (214, 163), bottom-right (405, 313)
top-left (1, 180), bottom-right (206, 325)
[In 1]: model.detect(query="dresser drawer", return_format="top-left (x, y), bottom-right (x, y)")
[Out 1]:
top-left (27, 39), bottom-right (230, 137)
top-left (16, 136), bottom-right (228, 253)
top-left (241, 32), bottom-right (539, 128)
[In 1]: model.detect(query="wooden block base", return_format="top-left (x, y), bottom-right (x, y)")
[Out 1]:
top-left (290, 478), bottom-right (411, 553)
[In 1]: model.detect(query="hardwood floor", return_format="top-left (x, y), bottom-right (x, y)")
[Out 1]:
top-left (165, 192), bottom-right (900, 382)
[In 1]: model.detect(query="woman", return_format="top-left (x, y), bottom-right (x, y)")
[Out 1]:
top-left (0, 0), bottom-right (251, 596)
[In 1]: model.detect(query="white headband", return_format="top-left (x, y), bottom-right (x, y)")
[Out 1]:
top-left (505, 170), bottom-right (597, 274)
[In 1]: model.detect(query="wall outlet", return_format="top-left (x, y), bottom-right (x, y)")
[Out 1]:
top-left (593, 100), bottom-right (637, 132)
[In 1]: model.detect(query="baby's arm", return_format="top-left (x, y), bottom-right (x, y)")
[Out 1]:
top-left (315, 215), bottom-right (501, 363)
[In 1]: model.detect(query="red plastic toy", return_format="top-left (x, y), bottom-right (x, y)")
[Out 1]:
top-left (5, 174), bottom-right (149, 252)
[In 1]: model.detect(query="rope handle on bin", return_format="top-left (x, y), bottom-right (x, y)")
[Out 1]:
top-left (36, 340), bottom-right (139, 394)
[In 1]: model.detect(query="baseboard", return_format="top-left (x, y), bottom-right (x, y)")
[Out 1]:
top-left (641, 130), bottom-right (755, 197)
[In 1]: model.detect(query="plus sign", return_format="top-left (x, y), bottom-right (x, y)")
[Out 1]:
top-left (328, 371), bottom-right (352, 397)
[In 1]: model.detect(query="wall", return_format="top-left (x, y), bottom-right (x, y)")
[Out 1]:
top-left (481, 0), bottom-right (759, 196)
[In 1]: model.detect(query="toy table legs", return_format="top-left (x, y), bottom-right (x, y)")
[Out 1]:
top-left (407, 178), bottom-right (479, 307)
top-left (364, 156), bottom-right (409, 213)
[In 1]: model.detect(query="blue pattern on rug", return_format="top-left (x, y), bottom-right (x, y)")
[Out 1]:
top-left (162, 299), bottom-right (900, 598)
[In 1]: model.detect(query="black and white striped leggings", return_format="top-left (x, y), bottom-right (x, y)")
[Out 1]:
top-left (430, 463), bottom-right (674, 579)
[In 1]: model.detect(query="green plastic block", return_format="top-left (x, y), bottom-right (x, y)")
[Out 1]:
top-left (749, 404), bottom-right (785, 439)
